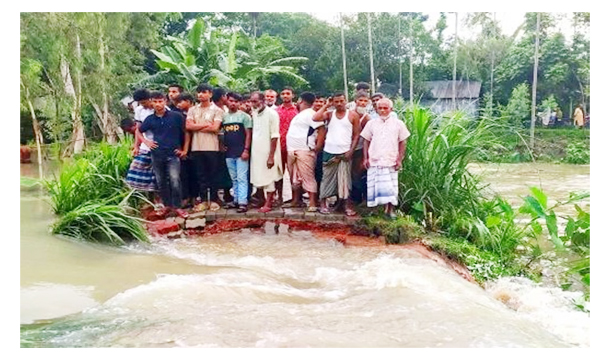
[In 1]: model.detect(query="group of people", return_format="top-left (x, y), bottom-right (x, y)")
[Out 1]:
top-left (122, 81), bottom-right (410, 220)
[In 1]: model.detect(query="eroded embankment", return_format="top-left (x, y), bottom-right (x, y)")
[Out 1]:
top-left (142, 208), bottom-right (476, 285)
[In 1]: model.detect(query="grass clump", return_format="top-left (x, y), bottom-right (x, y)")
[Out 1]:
top-left (43, 140), bottom-right (148, 245)
top-left (359, 215), bottom-right (423, 244)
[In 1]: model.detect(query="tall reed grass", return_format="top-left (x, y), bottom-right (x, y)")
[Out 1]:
top-left (394, 103), bottom-right (525, 264)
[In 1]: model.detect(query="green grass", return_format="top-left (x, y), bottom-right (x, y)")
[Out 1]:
top-left (44, 140), bottom-right (148, 245)
top-left (51, 195), bottom-right (149, 245)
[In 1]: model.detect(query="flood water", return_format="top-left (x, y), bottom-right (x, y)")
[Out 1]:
top-left (19, 162), bottom-right (590, 347)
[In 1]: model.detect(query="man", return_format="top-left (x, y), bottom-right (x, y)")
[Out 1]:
top-left (361, 98), bottom-right (410, 220)
top-left (313, 92), bottom-right (361, 216)
top-left (139, 92), bottom-right (189, 219)
top-left (120, 118), bottom-right (137, 137)
top-left (167, 84), bottom-right (183, 112)
top-left (174, 93), bottom-right (198, 208)
top-left (275, 86), bottom-right (299, 205)
top-left (346, 82), bottom-right (375, 116)
top-left (240, 93), bottom-right (253, 115)
top-left (264, 89), bottom-right (278, 109)
top-left (313, 95), bottom-right (327, 193)
top-left (573, 104), bottom-right (585, 128)
top-left (126, 89), bottom-right (157, 193)
top-left (350, 91), bottom-right (373, 205)
top-left (212, 87), bottom-right (234, 204)
top-left (249, 91), bottom-right (283, 213)
top-left (186, 83), bottom-right (224, 212)
top-left (285, 92), bottom-right (325, 211)
top-left (370, 93), bottom-right (398, 119)
top-left (212, 87), bottom-right (229, 112)
top-left (222, 92), bottom-right (253, 213)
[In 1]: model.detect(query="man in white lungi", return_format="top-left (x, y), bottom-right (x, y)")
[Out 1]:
top-left (361, 98), bottom-right (410, 219)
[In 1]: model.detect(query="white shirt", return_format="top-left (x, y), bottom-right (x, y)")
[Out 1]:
top-left (286, 108), bottom-right (324, 152)
top-left (134, 105), bottom-right (154, 152)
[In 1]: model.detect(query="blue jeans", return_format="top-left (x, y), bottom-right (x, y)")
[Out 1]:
top-left (225, 157), bottom-right (249, 205)
top-left (151, 152), bottom-right (182, 208)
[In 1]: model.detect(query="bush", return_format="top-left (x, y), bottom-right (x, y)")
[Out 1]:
top-left (565, 142), bottom-right (590, 164)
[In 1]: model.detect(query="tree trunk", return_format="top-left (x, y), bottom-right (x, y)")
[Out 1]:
top-left (98, 22), bottom-right (117, 144)
top-left (61, 33), bottom-right (85, 157)
top-left (23, 84), bottom-right (44, 179)
top-left (367, 13), bottom-right (375, 93)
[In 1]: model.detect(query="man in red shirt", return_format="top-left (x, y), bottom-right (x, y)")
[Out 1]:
top-left (275, 86), bottom-right (299, 205)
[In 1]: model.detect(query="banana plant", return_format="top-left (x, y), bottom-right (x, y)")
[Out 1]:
top-left (148, 17), bottom-right (309, 92)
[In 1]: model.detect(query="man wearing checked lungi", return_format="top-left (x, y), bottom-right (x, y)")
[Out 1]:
top-left (360, 98), bottom-right (410, 220)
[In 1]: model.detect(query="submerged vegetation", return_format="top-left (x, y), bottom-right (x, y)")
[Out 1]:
top-left (43, 141), bottom-right (148, 245)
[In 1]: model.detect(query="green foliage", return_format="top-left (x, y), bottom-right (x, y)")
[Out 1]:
top-left (43, 141), bottom-right (148, 245)
top-left (422, 235), bottom-right (520, 283)
top-left (539, 95), bottom-right (558, 115)
top-left (146, 19), bottom-right (308, 92)
top-left (359, 215), bottom-right (423, 244)
top-left (500, 83), bottom-right (530, 128)
top-left (565, 142), bottom-right (590, 164)
top-left (394, 104), bottom-right (500, 229)
top-left (51, 195), bottom-right (148, 245)
top-left (475, 128), bottom-right (589, 164)
top-left (44, 141), bottom-right (134, 215)
top-left (518, 187), bottom-right (590, 299)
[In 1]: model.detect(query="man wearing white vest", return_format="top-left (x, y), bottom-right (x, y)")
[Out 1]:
top-left (312, 92), bottom-right (361, 216)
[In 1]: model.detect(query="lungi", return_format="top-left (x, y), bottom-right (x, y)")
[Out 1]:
top-left (319, 152), bottom-right (352, 200)
top-left (287, 150), bottom-right (318, 193)
top-left (367, 166), bottom-right (399, 207)
top-left (125, 150), bottom-right (157, 192)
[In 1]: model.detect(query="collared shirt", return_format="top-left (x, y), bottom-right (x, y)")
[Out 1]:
top-left (360, 116), bottom-right (410, 167)
top-left (139, 110), bottom-right (185, 156)
top-left (187, 102), bottom-right (224, 151)
top-left (276, 103), bottom-right (299, 144)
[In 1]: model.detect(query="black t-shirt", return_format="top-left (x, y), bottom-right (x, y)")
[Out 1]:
top-left (139, 110), bottom-right (185, 156)
top-left (222, 111), bottom-right (253, 158)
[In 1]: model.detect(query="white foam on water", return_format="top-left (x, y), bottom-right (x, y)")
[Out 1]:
top-left (485, 276), bottom-right (590, 347)
top-left (20, 283), bottom-right (99, 324)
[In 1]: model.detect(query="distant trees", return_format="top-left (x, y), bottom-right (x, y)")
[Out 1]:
top-left (20, 12), bottom-right (590, 154)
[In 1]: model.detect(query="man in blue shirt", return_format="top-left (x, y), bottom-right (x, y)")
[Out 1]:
top-left (139, 92), bottom-right (189, 218)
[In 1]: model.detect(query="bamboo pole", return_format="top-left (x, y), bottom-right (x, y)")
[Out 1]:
top-left (530, 12), bottom-right (541, 148)
top-left (368, 13), bottom-right (375, 93)
top-left (490, 12), bottom-right (496, 106)
top-left (452, 12), bottom-right (458, 111)
top-left (409, 15), bottom-right (413, 107)
top-left (340, 13), bottom-right (349, 100)
top-left (398, 14), bottom-right (402, 97)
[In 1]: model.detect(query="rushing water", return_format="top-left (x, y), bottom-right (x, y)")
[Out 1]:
top-left (20, 162), bottom-right (590, 347)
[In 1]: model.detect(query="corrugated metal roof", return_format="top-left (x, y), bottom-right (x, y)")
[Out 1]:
top-left (424, 80), bottom-right (481, 99)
